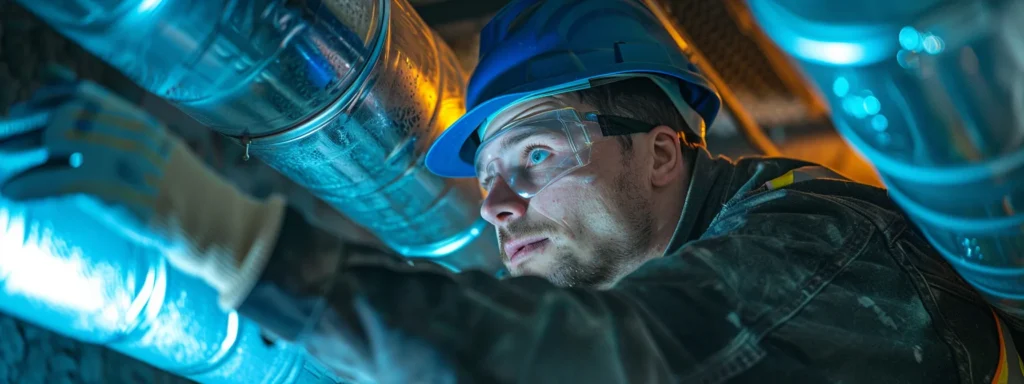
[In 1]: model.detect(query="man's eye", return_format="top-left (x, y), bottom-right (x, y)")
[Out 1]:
top-left (527, 148), bottom-right (551, 165)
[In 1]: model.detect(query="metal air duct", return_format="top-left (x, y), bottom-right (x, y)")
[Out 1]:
top-left (0, 196), bottom-right (345, 383)
top-left (748, 0), bottom-right (1024, 317)
top-left (13, 0), bottom-right (496, 265)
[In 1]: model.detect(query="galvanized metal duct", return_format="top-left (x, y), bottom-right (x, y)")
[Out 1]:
top-left (747, 0), bottom-right (1024, 316)
top-left (14, 0), bottom-right (495, 262)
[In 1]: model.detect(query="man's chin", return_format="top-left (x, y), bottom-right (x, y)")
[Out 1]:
top-left (507, 259), bottom-right (544, 278)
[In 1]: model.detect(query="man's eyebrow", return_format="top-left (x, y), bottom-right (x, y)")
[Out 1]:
top-left (474, 130), bottom-right (536, 175)
top-left (498, 129), bottom-right (535, 150)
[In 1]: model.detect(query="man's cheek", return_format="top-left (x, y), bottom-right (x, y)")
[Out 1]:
top-left (529, 185), bottom-right (579, 223)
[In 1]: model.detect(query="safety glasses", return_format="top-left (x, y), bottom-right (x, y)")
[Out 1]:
top-left (474, 107), bottom-right (658, 198)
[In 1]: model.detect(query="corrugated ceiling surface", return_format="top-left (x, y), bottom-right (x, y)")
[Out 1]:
top-left (653, 0), bottom-right (828, 128)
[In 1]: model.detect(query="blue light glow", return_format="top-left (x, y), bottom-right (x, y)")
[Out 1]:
top-left (138, 0), bottom-right (163, 13)
top-left (899, 27), bottom-right (922, 51)
top-left (70, 152), bottom-right (83, 168)
top-left (793, 37), bottom-right (867, 65)
top-left (923, 35), bottom-right (945, 54)
top-left (843, 96), bottom-right (868, 119)
top-left (832, 77), bottom-right (850, 97)
top-left (871, 115), bottom-right (889, 131)
top-left (391, 218), bottom-right (490, 258)
top-left (863, 95), bottom-right (881, 115)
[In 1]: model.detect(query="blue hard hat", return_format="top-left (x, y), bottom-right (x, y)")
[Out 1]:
top-left (425, 0), bottom-right (722, 178)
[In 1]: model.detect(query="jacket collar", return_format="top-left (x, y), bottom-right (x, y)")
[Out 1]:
top-left (663, 148), bottom-right (736, 256)
top-left (662, 149), bottom-right (816, 256)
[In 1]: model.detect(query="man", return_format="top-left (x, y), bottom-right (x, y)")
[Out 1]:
top-left (0, 0), bottom-right (1020, 383)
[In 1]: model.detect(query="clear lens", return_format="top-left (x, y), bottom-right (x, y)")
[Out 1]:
top-left (475, 108), bottom-right (601, 198)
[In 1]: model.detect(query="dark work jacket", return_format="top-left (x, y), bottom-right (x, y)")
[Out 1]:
top-left (240, 149), bottom-right (1017, 384)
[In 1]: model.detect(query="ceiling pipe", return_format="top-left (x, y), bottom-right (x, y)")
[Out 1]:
top-left (13, 0), bottom-right (496, 263)
top-left (748, 0), bottom-right (1024, 318)
top-left (0, 197), bottom-right (345, 383)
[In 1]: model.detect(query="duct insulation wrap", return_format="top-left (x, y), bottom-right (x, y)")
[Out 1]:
top-left (14, 0), bottom-right (496, 263)
top-left (748, 0), bottom-right (1024, 316)
top-left (0, 196), bottom-right (345, 384)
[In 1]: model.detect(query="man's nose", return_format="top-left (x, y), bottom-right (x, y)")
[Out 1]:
top-left (480, 178), bottom-right (528, 225)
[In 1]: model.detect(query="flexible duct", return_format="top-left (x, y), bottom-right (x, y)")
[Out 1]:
top-left (0, 196), bottom-right (345, 383)
top-left (747, 0), bottom-right (1024, 316)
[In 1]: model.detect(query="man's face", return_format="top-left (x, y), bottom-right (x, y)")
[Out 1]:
top-left (477, 96), bottom-right (656, 288)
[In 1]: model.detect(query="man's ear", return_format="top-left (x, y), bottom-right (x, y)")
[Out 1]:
top-left (647, 125), bottom-right (683, 188)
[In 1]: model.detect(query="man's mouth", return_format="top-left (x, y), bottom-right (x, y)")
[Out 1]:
top-left (504, 237), bottom-right (550, 267)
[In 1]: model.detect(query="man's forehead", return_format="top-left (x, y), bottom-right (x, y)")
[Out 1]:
top-left (482, 94), bottom-right (592, 141)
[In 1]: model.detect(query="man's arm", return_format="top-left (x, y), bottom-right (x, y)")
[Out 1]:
top-left (0, 78), bottom-right (828, 383)
top-left (237, 205), bottom-right (837, 383)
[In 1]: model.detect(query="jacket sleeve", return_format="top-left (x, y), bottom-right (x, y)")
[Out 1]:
top-left (237, 206), bottom-right (823, 384)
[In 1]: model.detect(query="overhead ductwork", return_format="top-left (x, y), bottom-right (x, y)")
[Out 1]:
top-left (0, 197), bottom-right (344, 383)
top-left (4, 0), bottom-right (496, 382)
top-left (12, 0), bottom-right (494, 262)
top-left (748, 0), bottom-right (1024, 317)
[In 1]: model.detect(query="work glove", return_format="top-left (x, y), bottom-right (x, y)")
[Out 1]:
top-left (0, 78), bottom-right (286, 309)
